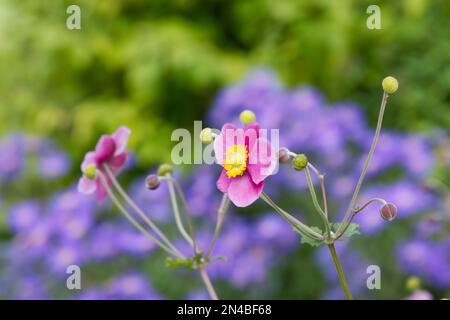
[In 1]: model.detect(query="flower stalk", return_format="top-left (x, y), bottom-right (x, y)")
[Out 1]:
top-left (205, 194), bottom-right (230, 259)
top-left (336, 91), bottom-right (390, 238)
top-left (328, 243), bottom-right (353, 300)
top-left (165, 173), bottom-right (195, 248)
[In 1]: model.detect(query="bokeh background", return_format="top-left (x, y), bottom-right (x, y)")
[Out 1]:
top-left (0, 0), bottom-right (449, 299)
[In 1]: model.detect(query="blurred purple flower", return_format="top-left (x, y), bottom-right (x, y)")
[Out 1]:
top-left (354, 181), bottom-right (436, 234)
top-left (38, 150), bottom-right (71, 179)
top-left (404, 290), bottom-right (433, 300)
top-left (7, 200), bottom-right (41, 233)
top-left (106, 272), bottom-right (163, 300)
top-left (397, 239), bottom-right (450, 288)
top-left (116, 227), bottom-right (156, 256)
top-left (255, 213), bottom-right (297, 250)
top-left (186, 290), bottom-right (210, 300)
top-left (87, 223), bottom-right (123, 260)
top-left (49, 188), bottom-right (95, 241)
top-left (46, 242), bottom-right (86, 275)
top-left (0, 133), bottom-right (25, 180)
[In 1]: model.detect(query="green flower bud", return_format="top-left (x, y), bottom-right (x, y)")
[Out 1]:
top-left (406, 276), bottom-right (421, 291)
top-left (199, 128), bottom-right (213, 144)
top-left (239, 110), bottom-right (256, 125)
top-left (145, 174), bottom-right (160, 190)
top-left (382, 76), bottom-right (398, 94)
top-left (292, 154), bottom-right (308, 171)
top-left (83, 163), bottom-right (97, 180)
top-left (157, 163), bottom-right (173, 176)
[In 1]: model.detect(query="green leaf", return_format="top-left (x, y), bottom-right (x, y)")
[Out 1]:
top-left (165, 257), bottom-right (196, 270)
top-left (165, 252), bottom-right (217, 270)
top-left (293, 226), bottom-right (324, 247)
top-left (332, 223), bottom-right (361, 238)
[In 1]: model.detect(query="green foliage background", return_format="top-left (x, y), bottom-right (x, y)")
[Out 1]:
top-left (1, 0), bottom-right (449, 167)
top-left (0, 0), bottom-right (449, 299)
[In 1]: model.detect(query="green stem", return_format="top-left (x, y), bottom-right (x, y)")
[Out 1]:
top-left (161, 175), bottom-right (198, 253)
top-left (305, 167), bottom-right (331, 239)
top-left (198, 267), bottom-right (219, 300)
top-left (205, 194), bottom-right (230, 259)
top-left (260, 192), bottom-right (323, 241)
top-left (336, 91), bottom-right (389, 237)
top-left (97, 171), bottom-right (182, 258)
top-left (102, 164), bottom-right (182, 257)
top-left (165, 173), bottom-right (194, 248)
top-left (308, 163), bottom-right (328, 218)
top-left (328, 243), bottom-right (353, 300)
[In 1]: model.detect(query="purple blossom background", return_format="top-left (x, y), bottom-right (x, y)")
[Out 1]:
top-left (0, 69), bottom-right (449, 299)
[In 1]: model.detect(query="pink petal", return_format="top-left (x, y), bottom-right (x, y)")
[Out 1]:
top-left (96, 178), bottom-right (108, 203)
top-left (227, 173), bottom-right (264, 207)
top-left (216, 169), bottom-right (231, 193)
top-left (77, 176), bottom-right (97, 194)
top-left (95, 135), bottom-right (116, 164)
top-left (214, 123), bottom-right (245, 165)
top-left (244, 122), bottom-right (261, 151)
top-left (247, 137), bottom-right (277, 184)
top-left (81, 151), bottom-right (96, 171)
top-left (112, 126), bottom-right (131, 156)
top-left (109, 152), bottom-right (128, 174)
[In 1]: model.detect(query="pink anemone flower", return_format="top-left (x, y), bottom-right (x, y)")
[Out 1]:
top-left (78, 126), bottom-right (131, 202)
top-left (214, 122), bottom-right (277, 207)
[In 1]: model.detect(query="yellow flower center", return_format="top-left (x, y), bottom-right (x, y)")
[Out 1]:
top-left (224, 144), bottom-right (248, 178)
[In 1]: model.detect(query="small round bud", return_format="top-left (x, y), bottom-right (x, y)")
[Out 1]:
top-left (83, 163), bottom-right (97, 180)
top-left (292, 154), bottom-right (308, 171)
top-left (157, 163), bottom-right (173, 176)
top-left (278, 148), bottom-right (290, 164)
top-left (239, 110), bottom-right (256, 125)
top-left (382, 76), bottom-right (398, 94)
top-left (406, 276), bottom-right (421, 291)
top-left (145, 175), bottom-right (160, 190)
top-left (379, 202), bottom-right (397, 221)
top-left (199, 128), bottom-right (213, 144)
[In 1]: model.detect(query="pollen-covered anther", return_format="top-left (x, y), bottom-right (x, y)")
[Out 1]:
top-left (224, 144), bottom-right (248, 178)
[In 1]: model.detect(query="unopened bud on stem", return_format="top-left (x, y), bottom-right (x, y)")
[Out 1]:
top-left (292, 154), bottom-right (308, 171)
top-left (382, 76), bottom-right (398, 94)
top-left (199, 128), bottom-right (213, 144)
top-left (239, 110), bottom-right (256, 125)
top-left (379, 202), bottom-right (397, 221)
top-left (157, 163), bottom-right (173, 176)
top-left (278, 148), bottom-right (290, 163)
top-left (145, 175), bottom-right (160, 190)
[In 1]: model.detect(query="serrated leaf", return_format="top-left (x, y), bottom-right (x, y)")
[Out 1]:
top-left (332, 222), bottom-right (361, 238)
top-left (293, 226), bottom-right (324, 247)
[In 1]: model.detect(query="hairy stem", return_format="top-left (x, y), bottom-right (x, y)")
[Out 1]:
top-left (328, 243), bottom-right (353, 300)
